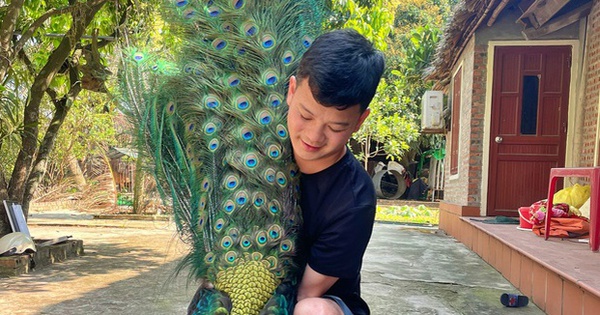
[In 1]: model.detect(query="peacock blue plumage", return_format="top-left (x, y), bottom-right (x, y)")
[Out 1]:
top-left (119, 1), bottom-right (328, 314)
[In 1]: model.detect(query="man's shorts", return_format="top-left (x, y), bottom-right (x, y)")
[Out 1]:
top-left (323, 295), bottom-right (353, 315)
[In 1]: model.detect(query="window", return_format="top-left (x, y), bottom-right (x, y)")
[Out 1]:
top-left (520, 75), bottom-right (539, 135)
top-left (450, 67), bottom-right (462, 175)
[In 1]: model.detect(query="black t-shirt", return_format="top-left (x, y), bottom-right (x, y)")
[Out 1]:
top-left (297, 149), bottom-right (376, 315)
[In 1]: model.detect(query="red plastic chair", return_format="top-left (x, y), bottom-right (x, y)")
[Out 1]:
top-left (545, 167), bottom-right (600, 251)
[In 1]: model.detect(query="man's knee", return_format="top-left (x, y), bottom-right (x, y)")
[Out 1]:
top-left (294, 298), bottom-right (343, 315)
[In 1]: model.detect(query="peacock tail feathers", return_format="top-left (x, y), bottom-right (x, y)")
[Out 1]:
top-left (119, 0), bottom-right (328, 313)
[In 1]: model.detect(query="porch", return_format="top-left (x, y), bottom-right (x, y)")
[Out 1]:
top-left (440, 205), bottom-right (600, 315)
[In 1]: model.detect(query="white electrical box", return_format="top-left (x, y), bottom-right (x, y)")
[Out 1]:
top-left (421, 91), bottom-right (445, 133)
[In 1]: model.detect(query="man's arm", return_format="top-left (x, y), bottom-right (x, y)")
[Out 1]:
top-left (296, 264), bottom-right (339, 301)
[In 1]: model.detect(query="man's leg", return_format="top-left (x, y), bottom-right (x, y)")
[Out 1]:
top-left (294, 296), bottom-right (352, 315)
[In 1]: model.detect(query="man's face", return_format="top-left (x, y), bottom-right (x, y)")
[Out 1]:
top-left (286, 76), bottom-right (369, 174)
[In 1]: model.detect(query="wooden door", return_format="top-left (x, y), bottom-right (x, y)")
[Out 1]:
top-left (487, 46), bottom-right (570, 216)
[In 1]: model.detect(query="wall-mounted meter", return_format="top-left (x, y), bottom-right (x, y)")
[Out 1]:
top-left (421, 91), bottom-right (445, 134)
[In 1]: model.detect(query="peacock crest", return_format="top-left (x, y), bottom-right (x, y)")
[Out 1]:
top-left (119, 0), bottom-right (327, 314)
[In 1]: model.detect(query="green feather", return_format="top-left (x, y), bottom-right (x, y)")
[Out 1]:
top-left (119, 0), bottom-right (329, 313)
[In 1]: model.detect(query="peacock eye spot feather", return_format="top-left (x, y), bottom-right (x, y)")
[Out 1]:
top-left (133, 52), bottom-right (144, 61)
top-left (268, 145), bottom-right (280, 158)
top-left (221, 22), bottom-right (234, 32)
top-left (204, 123), bottom-right (216, 135)
top-left (265, 75), bottom-right (277, 85)
top-left (267, 175), bottom-right (274, 182)
top-left (258, 236), bottom-right (267, 244)
top-left (246, 26), bottom-right (257, 36)
top-left (258, 111), bottom-right (272, 125)
top-left (244, 154), bottom-right (258, 168)
top-left (183, 8), bottom-right (195, 19)
top-left (242, 131), bottom-right (253, 140)
top-left (242, 240), bottom-right (251, 247)
top-left (208, 139), bottom-right (219, 151)
top-left (201, 179), bottom-right (210, 191)
top-left (204, 252), bottom-right (214, 263)
top-left (232, 0), bottom-right (244, 9)
top-left (238, 48), bottom-right (246, 55)
top-left (208, 6), bottom-right (221, 17)
top-left (242, 21), bottom-right (258, 37)
top-left (184, 66), bottom-right (192, 73)
top-left (205, 95), bottom-right (220, 109)
top-left (302, 36), bottom-right (313, 48)
top-left (268, 93), bottom-right (282, 107)
top-left (212, 39), bottom-right (227, 50)
top-left (263, 40), bottom-right (274, 48)
top-left (236, 196), bottom-right (246, 205)
top-left (225, 175), bottom-right (238, 189)
top-left (225, 251), bottom-right (237, 263)
top-left (235, 96), bottom-right (250, 110)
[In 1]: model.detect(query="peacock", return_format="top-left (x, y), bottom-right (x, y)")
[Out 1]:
top-left (119, 1), bottom-right (327, 314)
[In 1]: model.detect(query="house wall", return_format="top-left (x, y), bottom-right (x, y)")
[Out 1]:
top-left (441, 4), bottom-right (584, 215)
top-left (443, 37), bottom-right (479, 206)
top-left (583, 2), bottom-right (600, 166)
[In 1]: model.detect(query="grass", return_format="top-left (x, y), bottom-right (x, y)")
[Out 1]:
top-left (375, 204), bottom-right (439, 226)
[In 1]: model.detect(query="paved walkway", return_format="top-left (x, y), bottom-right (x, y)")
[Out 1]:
top-left (0, 211), bottom-right (544, 314)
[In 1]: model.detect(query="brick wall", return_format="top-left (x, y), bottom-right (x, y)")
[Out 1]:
top-left (582, 1), bottom-right (600, 166)
top-left (468, 44), bottom-right (487, 206)
top-left (444, 38), bottom-right (482, 207)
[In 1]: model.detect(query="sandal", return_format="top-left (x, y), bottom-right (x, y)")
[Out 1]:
top-left (500, 293), bottom-right (529, 307)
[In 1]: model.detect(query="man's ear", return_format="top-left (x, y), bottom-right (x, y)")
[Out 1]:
top-left (354, 108), bottom-right (370, 132)
top-left (286, 76), bottom-right (297, 106)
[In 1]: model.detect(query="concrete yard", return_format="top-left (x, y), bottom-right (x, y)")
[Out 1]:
top-left (0, 212), bottom-right (543, 314)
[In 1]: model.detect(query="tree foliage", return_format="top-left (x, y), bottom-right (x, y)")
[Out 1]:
top-left (350, 0), bottom-right (455, 167)
top-left (0, 0), bottom-right (164, 234)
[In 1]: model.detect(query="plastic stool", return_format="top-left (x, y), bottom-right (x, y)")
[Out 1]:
top-left (545, 167), bottom-right (600, 251)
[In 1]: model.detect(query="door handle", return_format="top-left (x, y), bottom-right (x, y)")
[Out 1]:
top-left (495, 136), bottom-right (503, 143)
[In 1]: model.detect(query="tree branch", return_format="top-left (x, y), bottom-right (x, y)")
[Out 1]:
top-left (8, 0), bottom-right (108, 209)
top-left (14, 0), bottom-right (106, 52)
top-left (0, 0), bottom-right (25, 81)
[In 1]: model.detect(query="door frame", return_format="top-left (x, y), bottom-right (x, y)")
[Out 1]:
top-left (480, 40), bottom-right (581, 216)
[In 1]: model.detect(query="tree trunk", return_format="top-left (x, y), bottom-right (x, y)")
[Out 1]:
top-left (8, 0), bottom-right (107, 217)
top-left (20, 1), bottom-right (107, 216)
top-left (68, 154), bottom-right (87, 189)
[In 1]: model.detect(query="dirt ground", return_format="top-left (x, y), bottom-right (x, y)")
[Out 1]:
top-left (0, 220), bottom-right (197, 315)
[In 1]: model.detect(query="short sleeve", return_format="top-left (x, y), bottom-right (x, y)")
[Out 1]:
top-left (308, 204), bottom-right (375, 278)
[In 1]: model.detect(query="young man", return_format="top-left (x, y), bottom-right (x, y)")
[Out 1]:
top-left (287, 29), bottom-right (385, 315)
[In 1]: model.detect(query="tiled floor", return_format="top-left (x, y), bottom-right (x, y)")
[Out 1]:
top-left (460, 217), bottom-right (600, 315)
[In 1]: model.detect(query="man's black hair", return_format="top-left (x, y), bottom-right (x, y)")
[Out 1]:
top-left (296, 28), bottom-right (385, 112)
